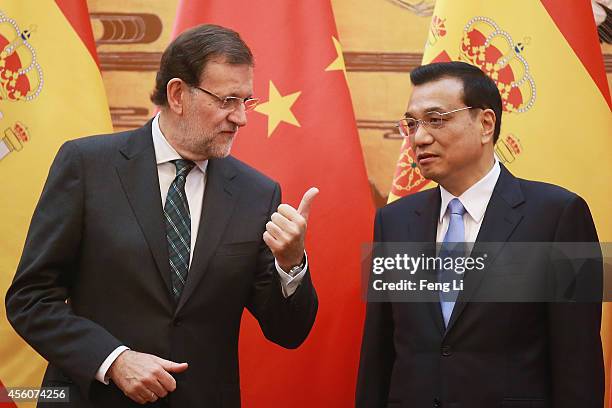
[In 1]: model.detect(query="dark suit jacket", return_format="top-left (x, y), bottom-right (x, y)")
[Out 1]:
top-left (5, 122), bottom-right (318, 407)
top-left (356, 164), bottom-right (603, 408)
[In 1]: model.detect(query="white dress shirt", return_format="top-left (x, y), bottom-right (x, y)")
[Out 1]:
top-left (436, 159), bottom-right (501, 244)
top-left (95, 114), bottom-right (306, 383)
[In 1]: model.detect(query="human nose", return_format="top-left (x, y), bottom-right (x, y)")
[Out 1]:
top-left (228, 103), bottom-right (248, 127)
top-left (411, 121), bottom-right (434, 148)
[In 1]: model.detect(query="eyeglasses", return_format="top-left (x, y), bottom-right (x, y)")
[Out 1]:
top-left (396, 106), bottom-right (476, 137)
top-left (193, 86), bottom-right (259, 112)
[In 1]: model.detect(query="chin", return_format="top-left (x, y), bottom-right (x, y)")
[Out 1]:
top-left (209, 143), bottom-right (233, 159)
top-left (418, 161), bottom-right (448, 181)
top-left (417, 165), bottom-right (434, 180)
top-left (419, 168), bottom-right (444, 185)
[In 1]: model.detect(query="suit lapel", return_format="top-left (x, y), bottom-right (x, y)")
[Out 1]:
top-left (175, 158), bottom-right (239, 314)
top-left (115, 121), bottom-right (173, 298)
top-left (445, 164), bottom-right (525, 333)
top-left (412, 188), bottom-right (446, 336)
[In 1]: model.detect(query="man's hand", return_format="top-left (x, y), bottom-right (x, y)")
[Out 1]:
top-left (108, 350), bottom-right (188, 405)
top-left (263, 187), bottom-right (319, 272)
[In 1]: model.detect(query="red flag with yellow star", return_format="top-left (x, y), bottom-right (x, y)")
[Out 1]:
top-left (173, 1), bottom-right (374, 406)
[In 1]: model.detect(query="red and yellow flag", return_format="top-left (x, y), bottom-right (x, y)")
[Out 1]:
top-left (390, 0), bottom-right (612, 404)
top-left (173, 1), bottom-right (374, 406)
top-left (390, 0), bottom-right (611, 206)
top-left (0, 1), bottom-right (112, 406)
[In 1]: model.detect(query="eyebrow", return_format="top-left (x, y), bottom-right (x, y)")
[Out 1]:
top-left (228, 93), bottom-right (254, 99)
top-left (404, 106), bottom-right (447, 118)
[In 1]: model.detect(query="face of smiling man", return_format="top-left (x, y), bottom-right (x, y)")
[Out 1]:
top-left (406, 76), bottom-right (496, 196)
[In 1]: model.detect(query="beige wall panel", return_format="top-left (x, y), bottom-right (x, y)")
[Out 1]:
top-left (331, 0), bottom-right (433, 51)
top-left (347, 71), bottom-right (411, 120)
top-left (88, 0), bottom-right (178, 52)
top-left (101, 71), bottom-right (155, 105)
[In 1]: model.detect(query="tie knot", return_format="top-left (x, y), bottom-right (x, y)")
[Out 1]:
top-left (173, 159), bottom-right (195, 178)
top-left (447, 198), bottom-right (466, 216)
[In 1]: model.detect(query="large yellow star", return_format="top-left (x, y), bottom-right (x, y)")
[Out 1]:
top-left (325, 36), bottom-right (346, 80)
top-left (254, 81), bottom-right (301, 137)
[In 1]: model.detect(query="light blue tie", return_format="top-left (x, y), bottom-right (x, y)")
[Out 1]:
top-left (439, 198), bottom-right (466, 327)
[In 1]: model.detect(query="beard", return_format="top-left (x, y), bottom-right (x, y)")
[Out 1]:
top-left (177, 119), bottom-right (236, 160)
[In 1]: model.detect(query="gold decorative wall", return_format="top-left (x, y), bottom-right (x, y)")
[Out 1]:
top-left (87, 0), bottom-right (612, 206)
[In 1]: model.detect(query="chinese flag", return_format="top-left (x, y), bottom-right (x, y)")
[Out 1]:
top-left (389, 0), bottom-right (612, 406)
top-left (0, 1), bottom-right (112, 407)
top-left (173, 1), bottom-right (375, 406)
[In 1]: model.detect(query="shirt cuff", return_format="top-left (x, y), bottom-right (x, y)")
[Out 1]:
top-left (95, 346), bottom-right (130, 384)
top-left (275, 252), bottom-right (308, 298)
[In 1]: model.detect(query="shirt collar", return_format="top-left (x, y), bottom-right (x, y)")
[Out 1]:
top-left (151, 113), bottom-right (208, 173)
top-left (439, 159), bottom-right (501, 224)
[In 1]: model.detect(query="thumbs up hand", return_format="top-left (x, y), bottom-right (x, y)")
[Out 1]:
top-left (263, 187), bottom-right (319, 272)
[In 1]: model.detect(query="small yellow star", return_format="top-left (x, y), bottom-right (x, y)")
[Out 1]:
top-left (254, 80), bottom-right (301, 137)
top-left (325, 36), bottom-right (346, 81)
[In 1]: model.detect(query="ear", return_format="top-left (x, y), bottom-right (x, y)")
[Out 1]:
top-left (166, 78), bottom-right (187, 115)
top-left (480, 108), bottom-right (496, 145)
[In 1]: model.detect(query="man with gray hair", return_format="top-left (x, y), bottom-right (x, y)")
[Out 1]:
top-left (6, 24), bottom-right (318, 407)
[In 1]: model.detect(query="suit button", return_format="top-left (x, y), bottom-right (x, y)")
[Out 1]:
top-left (441, 345), bottom-right (451, 356)
top-left (433, 397), bottom-right (441, 407)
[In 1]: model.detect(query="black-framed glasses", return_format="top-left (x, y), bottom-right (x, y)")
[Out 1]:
top-left (193, 86), bottom-right (259, 112)
top-left (396, 106), bottom-right (476, 137)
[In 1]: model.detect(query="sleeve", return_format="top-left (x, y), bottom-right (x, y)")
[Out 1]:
top-left (355, 209), bottom-right (395, 408)
top-left (245, 182), bottom-right (318, 349)
top-left (548, 194), bottom-right (604, 408)
top-left (5, 142), bottom-right (124, 397)
top-left (95, 346), bottom-right (130, 384)
top-left (275, 253), bottom-right (308, 297)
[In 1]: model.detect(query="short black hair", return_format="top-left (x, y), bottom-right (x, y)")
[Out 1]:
top-left (151, 24), bottom-right (253, 106)
top-left (410, 61), bottom-right (502, 143)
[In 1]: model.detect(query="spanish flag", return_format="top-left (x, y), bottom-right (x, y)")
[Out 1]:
top-left (0, 1), bottom-right (111, 406)
top-left (389, 0), bottom-right (612, 405)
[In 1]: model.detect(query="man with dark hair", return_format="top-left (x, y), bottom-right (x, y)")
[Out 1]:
top-left (409, 61), bottom-right (503, 143)
top-left (356, 61), bottom-right (603, 407)
top-left (6, 24), bottom-right (318, 407)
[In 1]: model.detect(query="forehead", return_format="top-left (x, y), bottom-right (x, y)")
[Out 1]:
top-left (200, 59), bottom-right (253, 95)
top-left (406, 77), bottom-right (465, 116)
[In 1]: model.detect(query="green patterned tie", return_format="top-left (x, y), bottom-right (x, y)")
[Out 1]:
top-left (164, 159), bottom-right (195, 301)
